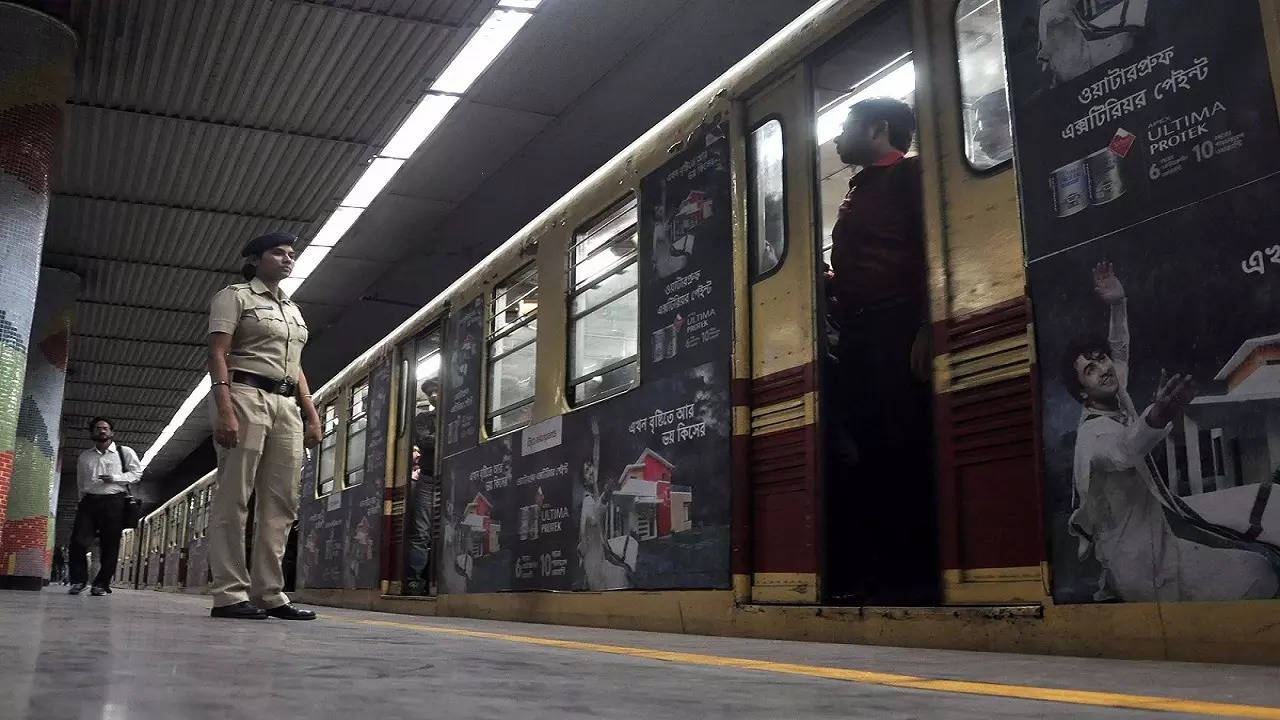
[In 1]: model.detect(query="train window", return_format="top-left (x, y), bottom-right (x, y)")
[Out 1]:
top-left (487, 263), bottom-right (538, 434)
top-left (955, 0), bottom-right (1013, 171)
top-left (345, 381), bottom-right (369, 488)
top-left (567, 196), bottom-right (640, 406)
top-left (317, 402), bottom-right (339, 496)
top-left (748, 119), bottom-right (786, 278)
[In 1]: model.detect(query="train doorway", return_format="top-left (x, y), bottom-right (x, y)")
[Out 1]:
top-left (811, 1), bottom-right (939, 606)
top-left (397, 325), bottom-right (444, 596)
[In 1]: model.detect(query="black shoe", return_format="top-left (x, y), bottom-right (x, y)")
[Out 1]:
top-left (264, 603), bottom-right (316, 621)
top-left (210, 601), bottom-right (267, 620)
top-left (90, 586), bottom-right (107, 596)
top-left (68, 583), bottom-right (85, 595)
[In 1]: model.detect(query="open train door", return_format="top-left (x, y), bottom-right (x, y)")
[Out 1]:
top-left (742, 62), bottom-right (824, 604)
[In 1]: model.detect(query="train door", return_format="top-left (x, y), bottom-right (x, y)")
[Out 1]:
top-left (394, 324), bottom-right (444, 596)
top-left (744, 62), bottom-right (823, 604)
top-left (809, 0), bottom-right (939, 606)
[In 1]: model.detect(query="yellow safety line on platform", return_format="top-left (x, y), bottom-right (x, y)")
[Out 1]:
top-left (329, 617), bottom-right (1280, 719)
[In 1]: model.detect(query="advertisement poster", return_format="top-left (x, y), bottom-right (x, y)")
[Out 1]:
top-left (442, 296), bottom-right (483, 459)
top-left (439, 124), bottom-right (734, 594)
top-left (1003, 0), bottom-right (1280, 602)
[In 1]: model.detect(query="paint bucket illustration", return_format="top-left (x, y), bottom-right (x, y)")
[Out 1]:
top-left (1049, 159), bottom-right (1089, 217)
top-left (1085, 147), bottom-right (1126, 205)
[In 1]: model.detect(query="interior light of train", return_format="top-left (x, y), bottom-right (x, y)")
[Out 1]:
top-left (815, 55), bottom-right (916, 144)
top-left (290, 245), bottom-right (331, 280)
top-left (340, 157), bottom-right (406, 209)
top-left (498, 0), bottom-right (542, 8)
top-left (417, 351), bottom-right (442, 380)
top-left (381, 93), bottom-right (460, 160)
top-left (430, 9), bottom-right (532, 94)
top-left (140, 374), bottom-right (212, 469)
top-left (309, 206), bottom-right (364, 248)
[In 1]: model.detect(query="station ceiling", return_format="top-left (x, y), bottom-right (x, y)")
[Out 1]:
top-left (34, 0), bottom-right (817, 497)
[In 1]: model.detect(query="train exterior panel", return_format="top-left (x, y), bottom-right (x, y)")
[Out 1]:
top-left (123, 0), bottom-right (1280, 664)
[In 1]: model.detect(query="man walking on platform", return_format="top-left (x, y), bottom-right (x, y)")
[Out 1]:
top-left (69, 418), bottom-right (143, 595)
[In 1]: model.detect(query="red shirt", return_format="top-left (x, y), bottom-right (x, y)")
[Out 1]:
top-left (829, 152), bottom-right (925, 313)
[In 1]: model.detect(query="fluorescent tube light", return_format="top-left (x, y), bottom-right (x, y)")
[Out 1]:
top-left (430, 9), bottom-right (531, 94)
top-left (310, 206), bottom-right (363, 248)
top-left (280, 276), bottom-right (305, 296)
top-left (290, 244), bottom-right (331, 280)
top-left (816, 57), bottom-right (916, 144)
top-left (341, 157), bottom-right (405, 209)
top-left (140, 375), bottom-right (211, 468)
top-left (498, 0), bottom-right (541, 7)
top-left (382, 94), bottom-right (460, 160)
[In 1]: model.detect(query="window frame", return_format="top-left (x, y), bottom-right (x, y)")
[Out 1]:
top-left (747, 114), bottom-right (790, 282)
top-left (486, 261), bottom-right (539, 435)
top-left (953, 0), bottom-right (1014, 175)
top-left (343, 379), bottom-right (370, 490)
top-left (566, 194), bottom-right (642, 408)
top-left (316, 401), bottom-right (340, 498)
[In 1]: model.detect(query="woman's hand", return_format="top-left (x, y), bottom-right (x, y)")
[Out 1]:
top-left (303, 418), bottom-right (322, 449)
top-left (215, 414), bottom-right (240, 449)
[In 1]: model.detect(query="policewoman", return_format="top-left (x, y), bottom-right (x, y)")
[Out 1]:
top-left (206, 232), bottom-right (322, 620)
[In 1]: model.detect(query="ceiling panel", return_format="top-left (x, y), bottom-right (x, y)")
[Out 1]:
top-left (389, 100), bottom-right (554, 203)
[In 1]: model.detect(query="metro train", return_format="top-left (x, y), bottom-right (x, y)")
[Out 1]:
top-left (116, 0), bottom-right (1280, 664)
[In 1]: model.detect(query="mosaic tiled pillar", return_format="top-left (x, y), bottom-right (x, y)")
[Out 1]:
top-left (2, 269), bottom-right (78, 587)
top-left (0, 3), bottom-right (77, 589)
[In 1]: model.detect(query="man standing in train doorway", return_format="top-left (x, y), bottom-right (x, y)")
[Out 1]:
top-left (827, 97), bottom-right (936, 605)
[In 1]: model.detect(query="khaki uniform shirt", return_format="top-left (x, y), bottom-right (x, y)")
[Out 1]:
top-left (208, 277), bottom-right (309, 381)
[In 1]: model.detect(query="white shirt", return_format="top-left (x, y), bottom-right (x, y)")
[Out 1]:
top-left (77, 443), bottom-right (143, 497)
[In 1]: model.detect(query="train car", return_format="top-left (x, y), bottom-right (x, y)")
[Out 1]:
top-left (183, 477), bottom-right (216, 593)
top-left (127, 0), bottom-right (1280, 663)
top-left (112, 528), bottom-right (134, 588)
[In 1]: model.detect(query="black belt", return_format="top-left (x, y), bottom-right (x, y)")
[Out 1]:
top-left (232, 370), bottom-right (297, 396)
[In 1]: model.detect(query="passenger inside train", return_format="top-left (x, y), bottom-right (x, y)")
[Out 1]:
top-left (813, 5), bottom-right (937, 606)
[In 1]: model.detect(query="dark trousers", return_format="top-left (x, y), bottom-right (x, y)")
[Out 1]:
top-left (69, 494), bottom-right (127, 587)
top-left (826, 301), bottom-right (938, 603)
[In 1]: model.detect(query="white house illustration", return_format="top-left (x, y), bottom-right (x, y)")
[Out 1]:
top-left (1178, 333), bottom-right (1280, 544)
top-left (606, 449), bottom-right (693, 570)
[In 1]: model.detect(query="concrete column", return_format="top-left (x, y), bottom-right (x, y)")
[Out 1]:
top-left (1183, 416), bottom-right (1204, 496)
top-left (1, 269), bottom-right (78, 588)
top-left (0, 3), bottom-right (76, 587)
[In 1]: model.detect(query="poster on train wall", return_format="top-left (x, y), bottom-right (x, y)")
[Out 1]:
top-left (442, 296), bottom-right (483, 459)
top-left (1001, 0), bottom-right (1280, 260)
top-left (640, 121), bottom-right (733, 376)
top-left (438, 123), bottom-right (734, 594)
top-left (1002, 0), bottom-right (1280, 603)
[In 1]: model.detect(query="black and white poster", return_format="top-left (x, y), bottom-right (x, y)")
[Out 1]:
top-left (640, 122), bottom-right (733, 376)
top-left (442, 296), bottom-right (483, 459)
top-left (439, 123), bottom-right (734, 594)
top-left (1004, 0), bottom-right (1280, 603)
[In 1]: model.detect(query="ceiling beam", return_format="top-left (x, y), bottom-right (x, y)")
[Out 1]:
top-left (66, 101), bottom-right (374, 148)
top-left (75, 299), bottom-right (210, 316)
top-left (283, 0), bottom-right (478, 31)
top-left (67, 359), bottom-right (201, 373)
top-left (52, 192), bottom-right (314, 225)
top-left (66, 380), bottom-right (189, 392)
top-left (44, 253), bottom-right (235, 276)
top-left (72, 333), bottom-right (205, 348)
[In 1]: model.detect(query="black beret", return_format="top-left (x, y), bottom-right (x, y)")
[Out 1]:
top-left (241, 232), bottom-right (298, 258)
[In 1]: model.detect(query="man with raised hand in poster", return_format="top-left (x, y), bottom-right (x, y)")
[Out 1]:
top-left (1064, 262), bottom-right (1279, 601)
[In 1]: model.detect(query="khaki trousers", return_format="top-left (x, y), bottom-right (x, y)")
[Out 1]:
top-left (208, 384), bottom-right (302, 608)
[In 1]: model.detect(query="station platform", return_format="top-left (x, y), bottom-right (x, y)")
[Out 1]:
top-left (5, 588), bottom-right (1280, 720)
